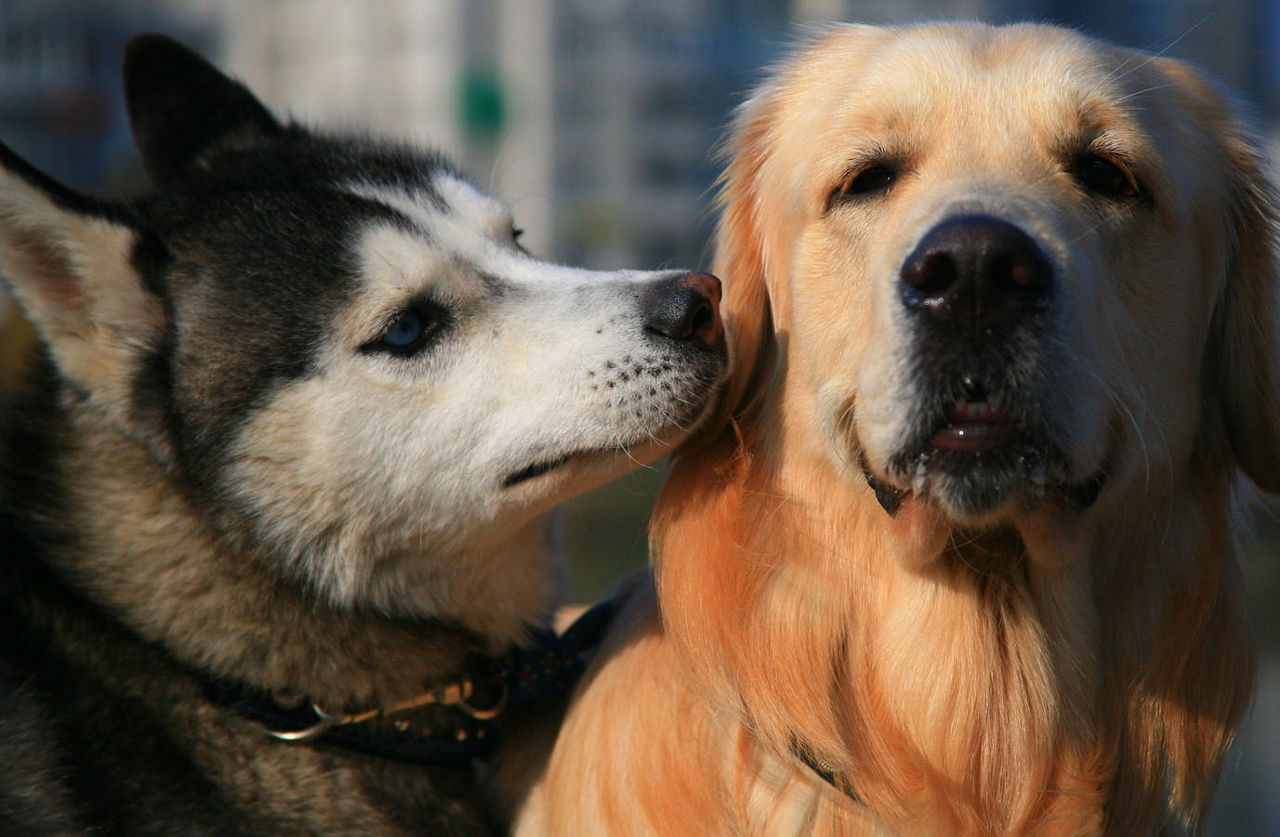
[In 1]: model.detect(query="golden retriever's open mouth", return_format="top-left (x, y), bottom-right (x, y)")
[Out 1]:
top-left (932, 391), bottom-right (1012, 451)
top-left (871, 378), bottom-right (1110, 520)
top-left (869, 442), bottom-right (1109, 521)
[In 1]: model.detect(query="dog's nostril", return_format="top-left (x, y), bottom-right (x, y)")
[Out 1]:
top-left (642, 272), bottom-right (724, 347)
top-left (902, 251), bottom-right (959, 304)
top-left (1006, 255), bottom-right (1038, 288)
top-left (687, 302), bottom-right (713, 338)
top-left (900, 215), bottom-right (1052, 332)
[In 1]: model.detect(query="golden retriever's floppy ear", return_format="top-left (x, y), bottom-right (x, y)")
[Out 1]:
top-left (0, 143), bottom-right (166, 431)
top-left (1218, 156), bottom-right (1280, 493)
top-left (1157, 56), bottom-right (1280, 493)
top-left (1213, 146), bottom-right (1274, 494)
top-left (709, 85), bottom-right (781, 429)
top-left (1194, 87), bottom-right (1280, 493)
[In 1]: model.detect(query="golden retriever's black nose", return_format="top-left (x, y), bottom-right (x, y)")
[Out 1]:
top-left (643, 272), bottom-right (724, 348)
top-left (900, 216), bottom-right (1051, 333)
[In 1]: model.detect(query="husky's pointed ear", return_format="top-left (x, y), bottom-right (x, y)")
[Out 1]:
top-left (124, 33), bottom-right (282, 183)
top-left (0, 143), bottom-right (167, 436)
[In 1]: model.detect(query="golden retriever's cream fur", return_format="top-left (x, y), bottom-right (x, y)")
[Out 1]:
top-left (511, 22), bottom-right (1280, 835)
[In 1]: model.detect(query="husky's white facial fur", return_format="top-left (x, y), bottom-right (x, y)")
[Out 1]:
top-left (228, 173), bottom-right (722, 637)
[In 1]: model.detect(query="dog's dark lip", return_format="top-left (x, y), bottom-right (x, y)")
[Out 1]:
top-left (931, 397), bottom-right (1014, 452)
top-left (868, 423), bottom-right (1111, 517)
top-left (858, 453), bottom-right (906, 516)
top-left (861, 461), bottom-right (1109, 518)
top-left (502, 453), bottom-right (576, 488)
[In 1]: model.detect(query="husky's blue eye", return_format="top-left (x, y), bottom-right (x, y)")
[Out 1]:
top-left (383, 313), bottom-right (424, 347)
top-left (367, 305), bottom-right (446, 357)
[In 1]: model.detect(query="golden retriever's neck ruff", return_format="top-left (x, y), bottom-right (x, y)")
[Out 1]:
top-left (653, 414), bottom-right (1252, 834)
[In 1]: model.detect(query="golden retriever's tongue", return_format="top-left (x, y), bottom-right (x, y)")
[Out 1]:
top-left (933, 399), bottom-right (1012, 451)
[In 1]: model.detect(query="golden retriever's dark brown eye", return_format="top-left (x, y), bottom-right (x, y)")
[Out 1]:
top-left (829, 164), bottom-right (899, 209)
top-left (1072, 153), bottom-right (1140, 200)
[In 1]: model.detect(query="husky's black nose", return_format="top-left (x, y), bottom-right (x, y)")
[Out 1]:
top-left (900, 216), bottom-right (1052, 335)
top-left (643, 272), bottom-right (724, 348)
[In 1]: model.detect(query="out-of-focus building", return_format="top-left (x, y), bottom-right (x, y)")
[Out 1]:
top-left (4, 0), bottom-right (1274, 268)
top-left (0, 0), bottom-right (209, 192)
top-left (548, 0), bottom-right (788, 269)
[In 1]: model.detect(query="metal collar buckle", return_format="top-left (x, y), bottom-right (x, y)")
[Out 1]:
top-left (266, 676), bottom-right (509, 743)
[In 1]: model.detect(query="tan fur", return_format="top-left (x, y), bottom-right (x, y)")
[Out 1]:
top-left (515, 23), bottom-right (1278, 835)
top-left (0, 196), bottom-right (166, 440)
top-left (59, 412), bottom-right (476, 712)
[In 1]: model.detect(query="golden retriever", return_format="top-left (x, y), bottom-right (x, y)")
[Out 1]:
top-left (509, 22), bottom-right (1280, 835)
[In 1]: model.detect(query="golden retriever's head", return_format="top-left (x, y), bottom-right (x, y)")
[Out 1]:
top-left (713, 21), bottom-right (1279, 551)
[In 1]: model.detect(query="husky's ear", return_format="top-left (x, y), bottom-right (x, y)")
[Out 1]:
top-left (0, 143), bottom-right (167, 437)
top-left (124, 33), bottom-right (282, 184)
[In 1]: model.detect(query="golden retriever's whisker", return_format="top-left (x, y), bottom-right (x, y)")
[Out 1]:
top-left (1111, 82), bottom-right (1181, 105)
top-left (1108, 14), bottom-right (1215, 84)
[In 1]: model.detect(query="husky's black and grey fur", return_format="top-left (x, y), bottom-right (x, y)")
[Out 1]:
top-left (0, 35), bottom-right (724, 834)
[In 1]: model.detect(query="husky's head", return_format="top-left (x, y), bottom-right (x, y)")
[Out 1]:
top-left (0, 35), bottom-right (726, 641)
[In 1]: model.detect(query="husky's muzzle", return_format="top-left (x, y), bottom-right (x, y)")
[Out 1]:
top-left (502, 271), bottom-right (724, 489)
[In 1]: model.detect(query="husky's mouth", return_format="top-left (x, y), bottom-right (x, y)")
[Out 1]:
top-left (503, 454), bottom-right (575, 488)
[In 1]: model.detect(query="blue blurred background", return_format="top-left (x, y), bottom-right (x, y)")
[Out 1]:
top-left (0, 0), bottom-right (1275, 831)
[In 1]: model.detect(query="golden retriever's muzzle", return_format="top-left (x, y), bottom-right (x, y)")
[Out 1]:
top-left (882, 214), bottom-right (1106, 520)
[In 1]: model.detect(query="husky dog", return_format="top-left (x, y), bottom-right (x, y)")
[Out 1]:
top-left (0, 34), bottom-right (725, 835)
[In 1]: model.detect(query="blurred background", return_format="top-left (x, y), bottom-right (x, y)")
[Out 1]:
top-left (0, 0), bottom-right (1275, 830)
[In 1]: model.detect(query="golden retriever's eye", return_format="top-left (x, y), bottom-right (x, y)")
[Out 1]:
top-left (829, 164), bottom-right (899, 209)
top-left (1071, 153), bottom-right (1140, 200)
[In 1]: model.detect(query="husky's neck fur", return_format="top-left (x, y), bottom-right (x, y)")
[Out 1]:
top-left (9, 362), bottom-right (557, 708)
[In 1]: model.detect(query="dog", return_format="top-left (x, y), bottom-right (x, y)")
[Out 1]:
top-left (0, 34), bottom-right (725, 834)
top-left (514, 22), bottom-right (1280, 835)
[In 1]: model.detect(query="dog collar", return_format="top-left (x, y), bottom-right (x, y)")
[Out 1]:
top-left (205, 598), bottom-right (617, 765)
